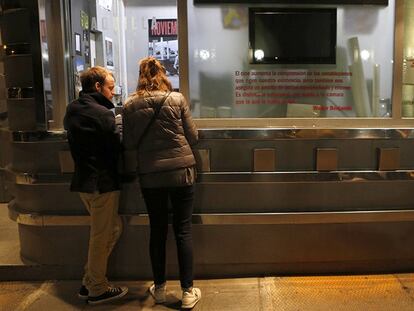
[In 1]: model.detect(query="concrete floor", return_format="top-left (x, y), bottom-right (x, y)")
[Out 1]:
top-left (2, 203), bottom-right (414, 310)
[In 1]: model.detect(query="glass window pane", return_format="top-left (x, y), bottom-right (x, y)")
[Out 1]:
top-left (188, 2), bottom-right (395, 118)
top-left (125, 0), bottom-right (178, 95)
top-left (67, 0), bottom-right (178, 109)
top-left (402, 0), bottom-right (414, 118)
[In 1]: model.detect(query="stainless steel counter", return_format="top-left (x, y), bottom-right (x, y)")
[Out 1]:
top-left (4, 127), bottom-right (414, 277)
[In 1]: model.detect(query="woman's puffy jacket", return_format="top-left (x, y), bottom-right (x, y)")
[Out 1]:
top-left (123, 90), bottom-right (198, 174)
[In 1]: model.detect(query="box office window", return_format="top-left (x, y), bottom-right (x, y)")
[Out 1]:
top-left (188, 1), bottom-right (395, 118)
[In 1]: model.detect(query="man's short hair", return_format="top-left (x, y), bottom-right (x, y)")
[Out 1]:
top-left (80, 66), bottom-right (114, 93)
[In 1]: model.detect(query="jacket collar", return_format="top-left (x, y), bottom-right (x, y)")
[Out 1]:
top-left (79, 91), bottom-right (115, 110)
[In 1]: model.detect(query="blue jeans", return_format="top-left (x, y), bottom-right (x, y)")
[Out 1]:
top-left (141, 185), bottom-right (194, 289)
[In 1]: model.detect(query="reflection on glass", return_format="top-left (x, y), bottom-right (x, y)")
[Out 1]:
top-left (254, 49), bottom-right (264, 61)
top-left (38, 0), bottom-right (52, 126)
top-left (7, 87), bottom-right (34, 99)
top-left (4, 43), bottom-right (31, 55)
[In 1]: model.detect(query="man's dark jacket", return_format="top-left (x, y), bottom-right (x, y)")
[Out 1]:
top-left (64, 92), bottom-right (121, 193)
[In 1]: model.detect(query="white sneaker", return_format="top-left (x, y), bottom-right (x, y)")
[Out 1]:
top-left (149, 283), bottom-right (166, 304)
top-left (182, 287), bottom-right (201, 309)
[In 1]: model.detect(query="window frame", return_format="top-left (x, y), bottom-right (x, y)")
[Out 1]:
top-left (179, 0), bottom-right (411, 128)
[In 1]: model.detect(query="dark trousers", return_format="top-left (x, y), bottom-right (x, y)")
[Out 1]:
top-left (141, 185), bottom-right (194, 289)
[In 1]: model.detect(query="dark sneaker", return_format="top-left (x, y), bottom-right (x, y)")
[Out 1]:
top-left (88, 286), bottom-right (128, 305)
top-left (78, 285), bottom-right (88, 300)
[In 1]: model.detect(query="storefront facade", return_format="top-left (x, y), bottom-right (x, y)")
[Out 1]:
top-left (1, 0), bottom-right (414, 278)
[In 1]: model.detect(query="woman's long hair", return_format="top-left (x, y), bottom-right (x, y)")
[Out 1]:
top-left (135, 57), bottom-right (172, 96)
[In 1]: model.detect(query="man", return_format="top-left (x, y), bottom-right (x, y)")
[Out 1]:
top-left (64, 66), bottom-right (128, 304)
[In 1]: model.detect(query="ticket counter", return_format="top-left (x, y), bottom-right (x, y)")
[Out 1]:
top-left (4, 128), bottom-right (414, 279)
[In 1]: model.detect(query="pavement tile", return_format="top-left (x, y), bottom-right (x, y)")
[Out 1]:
top-left (271, 274), bottom-right (414, 311)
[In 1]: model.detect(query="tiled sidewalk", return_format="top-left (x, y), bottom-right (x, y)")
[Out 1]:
top-left (1, 274), bottom-right (414, 310)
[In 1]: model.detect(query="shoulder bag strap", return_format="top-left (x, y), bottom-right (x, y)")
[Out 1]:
top-left (136, 91), bottom-right (170, 148)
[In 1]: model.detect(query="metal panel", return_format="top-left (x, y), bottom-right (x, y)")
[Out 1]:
top-left (194, 180), bottom-right (414, 213)
top-left (194, 149), bottom-right (211, 172)
top-left (378, 147), bottom-right (400, 170)
top-left (198, 139), bottom-right (363, 171)
top-left (10, 181), bottom-right (146, 215)
top-left (7, 99), bottom-right (37, 131)
top-left (15, 221), bottom-right (414, 278)
top-left (253, 148), bottom-right (276, 172)
top-left (0, 129), bottom-right (11, 167)
top-left (316, 148), bottom-right (338, 171)
top-left (11, 140), bottom-right (67, 173)
top-left (0, 170), bottom-right (8, 203)
top-left (58, 150), bottom-right (74, 173)
top-left (9, 209), bottom-right (414, 226)
top-left (0, 129), bottom-right (11, 203)
top-left (3, 56), bottom-right (34, 88)
top-left (199, 129), bottom-right (414, 140)
top-left (8, 128), bottom-right (414, 142)
top-left (8, 176), bottom-right (414, 214)
top-left (0, 76), bottom-right (6, 99)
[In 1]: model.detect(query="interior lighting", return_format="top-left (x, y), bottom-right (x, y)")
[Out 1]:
top-left (360, 49), bottom-right (370, 61)
top-left (199, 49), bottom-right (210, 60)
top-left (254, 49), bottom-right (264, 61)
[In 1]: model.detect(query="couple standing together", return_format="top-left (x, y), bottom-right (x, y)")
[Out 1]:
top-left (64, 57), bottom-right (201, 308)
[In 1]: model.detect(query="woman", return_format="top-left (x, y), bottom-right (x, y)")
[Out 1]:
top-left (123, 57), bottom-right (200, 309)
